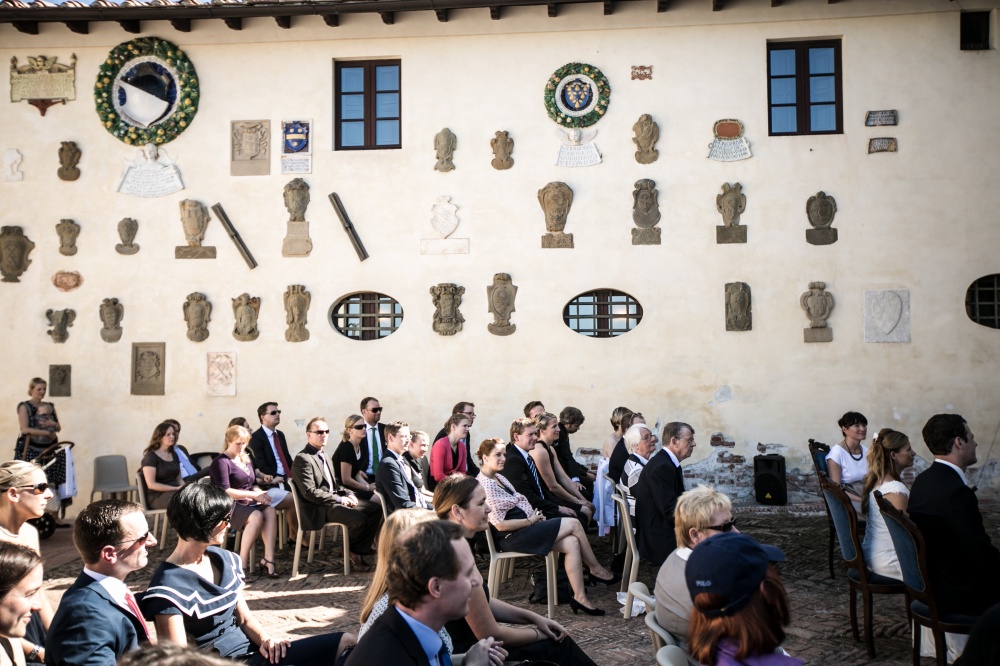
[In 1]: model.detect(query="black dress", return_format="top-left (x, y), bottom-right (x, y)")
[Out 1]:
top-left (331, 441), bottom-right (373, 500)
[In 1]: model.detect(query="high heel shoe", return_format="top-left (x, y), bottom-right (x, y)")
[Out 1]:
top-left (569, 598), bottom-right (605, 616)
top-left (587, 570), bottom-right (622, 587)
top-left (258, 558), bottom-right (278, 579)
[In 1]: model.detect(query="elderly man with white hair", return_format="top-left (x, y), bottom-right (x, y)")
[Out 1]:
top-left (620, 423), bottom-right (655, 516)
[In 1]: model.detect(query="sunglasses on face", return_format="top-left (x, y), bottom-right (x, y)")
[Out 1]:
top-left (267, 410), bottom-right (281, 416)
top-left (705, 519), bottom-right (737, 533)
top-left (369, 407), bottom-right (383, 413)
top-left (352, 425), bottom-right (367, 431)
top-left (16, 483), bottom-right (50, 495)
top-left (310, 430), bottom-right (330, 435)
top-left (116, 531), bottom-right (151, 548)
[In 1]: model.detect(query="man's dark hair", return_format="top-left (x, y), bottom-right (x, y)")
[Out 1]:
top-left (452, 401), bottom-right (474, 415)
top-left (0, 542), bottom-right (42, 598)
top-left (523, 401), bottom-right (544, 417)
top-left (168, 483), bottom-right (233, 543)
top-left (74, 499), bottom-right (144, 565)
top-left (663, 421), bottom-right (694, 443)
top-left (922, 413), bottom-right (968, 456)
top-left (387, 520), bottom-right (464, 610)
top-left (361, 396), bottom-right (378, 411)
top-left (384, 420), bottom-right (409, 439)
top-left (257, 402), bottom-right (278, 422)
top-left (119, 643), bottom-right (232, 666)
top-left (559, 406), bottom-right (584, 426)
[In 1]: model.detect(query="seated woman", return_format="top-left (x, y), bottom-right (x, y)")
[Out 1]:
top-left (404, 431), bottom-right (435, 504)
top-left (476, 438), bottom-right (618, 616)
top-left (331, 416), bottom-right (375, 500)
top-left (827, 411), bottom-right (869, 505)
top-left (0, 542), bottom-right (44, 666)
top-left (428, 414), bottom-right (471, 491)
top-left (209, 425), bottom-right (279, 578)
top-left (434, 475), bottom-right (597, 666)
top-left (141, 422), bottom-right (184, 510)
top-left (141, 483), bottom-right (354, 665)
top-left (621, 422), bottom-right (656, 516)
top-left (861, 428), bottom-right (913, 579)
top-left (603, 407), bottom-right (634, 486)
top-left (531, 413), bottom-right (594, 523)
top-left (687, 533), bottom-right (800, 666)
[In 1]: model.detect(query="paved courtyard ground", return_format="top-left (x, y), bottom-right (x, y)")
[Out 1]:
top-left (39, 501), bottom-right (999, 665)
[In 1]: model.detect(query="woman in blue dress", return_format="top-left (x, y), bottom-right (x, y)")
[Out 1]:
top-left (140, 483), bottom-right (355, 665)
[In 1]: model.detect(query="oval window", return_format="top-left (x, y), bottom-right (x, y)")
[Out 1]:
top-left (966, 275), bottom-right (1000, 329)
top-left (329, 292), bottom-right (403, 340)
top-left (563, 289), bottom-right (642, 338)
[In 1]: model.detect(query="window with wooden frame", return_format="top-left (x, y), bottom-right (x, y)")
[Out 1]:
top-left (334, 60), bottom-right (401, 150)
top-left (328, 292), bottom-right (403, 340)
top-left (767, 40), bottom-right (843, 136)
top-left (563, 289), bottom-right (642, 338)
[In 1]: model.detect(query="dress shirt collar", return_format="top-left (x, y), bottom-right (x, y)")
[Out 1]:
top-left (664, 447), bottom-right (681, 467)
top-left (304, 443), bottom-right (322, 456)
top-left (675, 546), bottom-right (693, 561)
top-left (263, 426), bottom-right (276, 439)
top-left (631, 452), bottom-right (649, 465)
top-left (513, 445), bottom-right (532, 464)
top-left (933, 459), bottom-right (970, 486)
top-left (83, 567), bottom-right (131, 610)
top-left (394, 605), bottom-right (444, 665)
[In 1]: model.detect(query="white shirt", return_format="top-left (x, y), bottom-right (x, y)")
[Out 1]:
top-left (665, 447), bottom-right (681, 468)
top-left (365, 424), bottom-right (381, 475)
top-left (83, 567), bottom-right (135, 615)
top-left (933, 459), bottom-right (970, 486)
top-left (262, 426), bottom-right (285, 476)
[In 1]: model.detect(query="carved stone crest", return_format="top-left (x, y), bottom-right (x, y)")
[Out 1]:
top-left (2, 150), bottom-right (23, 182)
top-left (232, 293), bottom-right (260, 341)
top-left (430, 283), bottom-right (465, 336)
top-left (864, 290), bottom-right (910, 343)
top-left (116, 218), bottom-right (139, 255)
top-left (117, 143), bottom-right (184, 198)
top-left (46, 308), bottom-right (75, 343)
top-left (632, 114), bottom-right (659, 164)
top-left (48, 365), bottom-right (70, 397)
top-left (434, 128), bottom-right (456, 172)
top-left (282, 178), bottom-right (313, 257)
top-left (422, 196), bottom-right (468, 255)
top-left (805, 191), bottom-right (839, 245)
top-left (800, 281), bottom-right (834, 342)
top-left (725, 282), bottom-right (752, 332)
top-left (131, 342), bottom-right (165, 395)
top-left (99, 297), bottom-right (124, 343)
top-left (231, 120), bottom-right (270, 176)
top-left (284, 285), bottom-right (310, 342)
top-left (490, 131), bottom-right (514, 170)
top-left (176, 200), bottom-right (216, 259)
top-left (57, 141), bottom-right (80, 181)
top-left (183, 292), bottom-right (212, 342)
top-left (207, 351), bottom-right (236, 397)
top-left (632, 179), bottom-right (661, 245)
top-left (56, 219), bottom-right (79, 256)
top-left (716, 182), bottom-right (747, 244)
top-left (538, 182), bottom-right (574, 249)
top-left (0, 226), bottom-right (35, 282)
top-left (487, 273), bottom-right (517, 336)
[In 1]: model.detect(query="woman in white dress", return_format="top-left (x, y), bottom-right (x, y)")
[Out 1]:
top-left (826, 411), bottom-right (869, 505)
top-left (860, 428), bottom-right (913, 578)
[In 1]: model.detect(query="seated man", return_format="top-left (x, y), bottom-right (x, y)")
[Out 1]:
top-left (502, 418), bottom-right (578, 521)
top-left (621, 423), bottom-right (656, 516)
top-left (346, 521), bottom-right (505, 666)
top-left (376, 421), bottom-right (430, 514)
top-left (556, 407), bottom-right (595, 499)
top-left (292, 417), bottom-right (384, 570)
top-left (634, 422), bottom-right (696, 566)
top-left (47, 500), bottom-right (156, 666)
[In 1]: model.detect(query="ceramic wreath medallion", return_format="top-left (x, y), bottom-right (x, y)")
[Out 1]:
top-left (544, 62), bottom-right (611, 167)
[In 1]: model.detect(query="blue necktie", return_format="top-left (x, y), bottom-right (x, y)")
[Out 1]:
top-left (438, 645), bottom-right (452, 666)
top-left (526, 455), bottom-right (544, 496)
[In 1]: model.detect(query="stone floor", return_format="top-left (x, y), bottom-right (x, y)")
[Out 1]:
top-left (38, 501), bottom-right (999, 665)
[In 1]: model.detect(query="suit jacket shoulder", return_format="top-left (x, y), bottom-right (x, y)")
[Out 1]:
top-left (47, 573), bottom-right (143, 666)
top-left (345, 606), bottom-right (431, 666)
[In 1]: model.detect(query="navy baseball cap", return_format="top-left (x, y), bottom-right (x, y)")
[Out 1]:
top-left (685, 532), bottom-right (786, 618)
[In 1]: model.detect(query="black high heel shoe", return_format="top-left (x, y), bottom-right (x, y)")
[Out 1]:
top-left (587, 571), bottom-right (622, 587)
top-left (258, 558), bottom-right (279, 579)
top-left (569, 598), bottom-right (605, 616)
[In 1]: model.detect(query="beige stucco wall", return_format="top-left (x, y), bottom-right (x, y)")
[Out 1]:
top-left (1, 3), bottom-right (999, 506)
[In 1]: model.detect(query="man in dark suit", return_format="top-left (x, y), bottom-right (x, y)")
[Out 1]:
top-left (345, 520), bottom-right (504, 666)
top-left (291, 417), bottom-right (383, 570)
top-left (247, 401), bottom-right (298, 540)
top-left (502, 417), bottom-right (578, 521)
top-left (634, 421), bottom-right (696, 567)
top-left (361, 396), bottom-right (388, 482)
top-left (433, 401), bottom-right (479, 477)
top-left (376, 421), bottom-right (429, 514)
top-left (47, 500), bottom-right (156, 666)
top-left (909, 413), bottom-right (1000, 615)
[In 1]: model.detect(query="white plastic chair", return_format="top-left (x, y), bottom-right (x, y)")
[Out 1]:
top-left (90, 455), bottom-right (137, 502)
top-left (656, 645), bottom-right (688, 666)
top-left (289, 482), bottom-right (351, 577)
top-left (483, 525), bottom-right (557, 619)
top-left (371, 490), bottom-right (389, 521)
top-left (629, 581), bottom-right (678, 651)
top-left (612, 493), bottom-right (641, 617)
top-left (133, 470), bottom-right (169, 550)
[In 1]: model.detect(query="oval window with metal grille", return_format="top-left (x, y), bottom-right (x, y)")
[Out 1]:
top-left (563, 289), bottom-right (642, 338)
top-left (966, 275), bottom-right (1000, 329)
top-left (328, 292), bottom-right (403, 340)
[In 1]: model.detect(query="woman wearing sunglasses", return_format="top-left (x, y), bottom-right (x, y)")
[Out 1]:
top-left (141, 483), bottom-right (355, 665)
top-left (0, 542), bottom-right (44, 666)
top-left (0, 463), bottom-right (54, 664)
top-left (331, 416), bottom-right (375, 500)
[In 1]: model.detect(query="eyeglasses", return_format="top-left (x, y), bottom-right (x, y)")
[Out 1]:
top-left (116, 531), bottom-right (151, 548)
top-left (309, 429), bottom-right (330, 435)
top-left (267, 410), bottom-right (282, 416)
top-left (704, 519), bottom-right (737, 533)
top-left (369, 407), bottom-right (383, 413)
top-left (463, 412), bottom-right (476, 418)
top-left (351, 424), bottom-right (367, 431)
top-left (16, 483), bottom-right (50, 495)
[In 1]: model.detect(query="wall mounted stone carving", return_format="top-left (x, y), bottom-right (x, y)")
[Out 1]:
top-left (282, 178), bottom-right (313, 257)
top-left (116, 217), bottom-right (139, 255)
top-left (708, 119), bottom-right (752, 162)
top-left (48, 365), bottom-right (70, 397)
top-left (806, 191), bottom-right (838, 245)
top-left (284, 285), bottom-right (311, 342)
top-left (10, 54), bottom-right (76, 115)
top-left (0, 227), bottom-right (34, 282)
top-left (57, 141), bottom-right (80, 181)
top-left (2, 150), bottom-right (23, 182)
top-left (51, 271), bottom-right (82, 291)
top-left (554, 127), bottom-right (601, 167)
top-left (231, 120), bottom-right (270, 176)
top-left (55, 219), bottom-right (79, 256)
top-left (864, 290), bottom-right (911, 343)
top-left (434, 128), bottom-right (456, 172)
top-left (868, 138), bottom-right (897, 154)
top-left (490, 131), bottom-right (514, 170)
top-left (183, 292), bottom-right (211, 342)
top-left (430, 283), bottom-right (465, 336)
top-left (725, 282), bottom-right (752, 331)
top-left (99, 297), bottom-right (124, 343)
top-left (487, 273), bottom-right (517, 336)
top-left (206, 351), bottom-right (236, 397)
top-left (539, 182), bottom-right (574, 248)
top-left (232, 293), bottom-right (260, 341)
top-left (631, 65), bottom-right (652, 80)
top-left (131, 342), bottom-right (165, 396)
top-left (176, 199), bottom-right (216, 259)
top-left (716, 182), bottom-right (747, 244)
top-left (280, 119), bottom-right (312, 175)
top-left (117, 143), bottom-right (184, 198)
top-left (800, 282), bottom-right (834, 343)
top-left (422, 196), bottom-right (468, 255)
top-left (46, 308), bottom-right (75, 343)
top-left (632, 179), bottom-right (661, 245)
top-left (632, 114), bottom-right (659, 164)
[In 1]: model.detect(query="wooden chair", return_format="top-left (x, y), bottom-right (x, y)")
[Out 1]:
top-left (288, 482), bottom-right (351, 577)
top-left (611, 493), bottom-right (641, 618)
top-left (133, 470), bottom-right (169, 550)
top-left (808, 438), bottom-right (836, 578)
top-left (821, 474), bottom-right (906, 658)
top-left (875, 490), bottom-right (979, 666)
top-left (483, 525), bottom-right (557, 619)
top-left (90, 455), bottom-right (137, 502)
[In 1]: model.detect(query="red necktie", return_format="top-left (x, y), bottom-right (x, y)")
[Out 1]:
top-left (273, 431), bottom-right (292, 477)
top-left (124, 590), bottom-right (152, 642)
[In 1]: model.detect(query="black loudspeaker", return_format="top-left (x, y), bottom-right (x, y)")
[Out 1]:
top-left (754, 454), bottom-right (787, 506)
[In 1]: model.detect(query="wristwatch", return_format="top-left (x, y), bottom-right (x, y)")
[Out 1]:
top-left (27, 644), bottom-right (41, 661)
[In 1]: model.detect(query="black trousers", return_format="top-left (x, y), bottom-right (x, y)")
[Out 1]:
top-left (319, 500), bottom-right (383, 555)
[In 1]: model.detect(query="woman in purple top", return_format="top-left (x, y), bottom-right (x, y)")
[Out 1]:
top-left (209, 425), bottom-right (279, 578)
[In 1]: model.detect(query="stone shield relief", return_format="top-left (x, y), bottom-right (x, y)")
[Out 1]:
top-left (864, 290), bottom-right (910, 343)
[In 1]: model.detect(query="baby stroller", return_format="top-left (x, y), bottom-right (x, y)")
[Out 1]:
top-left (26, 441), bottom-right (73, 540)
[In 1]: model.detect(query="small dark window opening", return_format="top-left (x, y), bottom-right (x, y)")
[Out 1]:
top-left (563, 289), bottom-right (643, 338)
top-left (329, 292), bottom-right (403, 340)
top-left (961, 12), bottom-right (991, 51)
top-left (966, 275), bottom-right (1000, 328)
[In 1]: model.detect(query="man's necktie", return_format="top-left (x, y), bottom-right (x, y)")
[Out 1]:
top-left (526, 454), bottom-right (544, 496)
top-left (318, 452), bottom-right (334, 489)
top-left (124, 590), bottom-right (152, 642)
top-left (273, 432), bottom-right (292, 477)
top-left (370, 427), bottom-right (381, 473)
top-left (437, 644), bottom-right (452, 666)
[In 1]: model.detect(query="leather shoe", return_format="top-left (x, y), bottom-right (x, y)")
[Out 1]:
top-left (349, 553), bottom-right (371, 571)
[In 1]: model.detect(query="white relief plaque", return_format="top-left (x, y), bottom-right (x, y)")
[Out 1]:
top-left (206, 352), bottom-right (236, 396)
top-left (117, 144), bottom-right (184, 198)
top-left (864, 290), bottom-right (910, 343)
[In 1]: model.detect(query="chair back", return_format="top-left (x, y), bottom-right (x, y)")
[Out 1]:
top-left (134, 470), bottom-right (153, 511)
top-left (615, 482), bottom-right (629, 498)
top-left (808, 439), bottom-right (830, 477)
top-left (628, 581), bottom-right (655, 613)
top-left (656, 645), bottom-right (688, 666)
top-left (873, 490), bottom-right (929, 599)
top-left (94, 454), bottom-right (130, 488)
top-left (612, 493), bottom-right (638, 550)
top-left (288, 479), bottom-right (305, 525)
top-left (483, 523), bottom-right (501, 556)
top-left (372, 490), bottom-right (390, 521)
top-left (820, 473), bottom-right (862, 567)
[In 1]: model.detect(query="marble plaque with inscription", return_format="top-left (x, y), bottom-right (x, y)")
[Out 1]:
top-left (865, 110), bottom-right (898, 127)
top-left (206, 351), bottom-right (236, 396)
top-left (117, 145), bottom-right (183, 198)
top-left (708, 119), bottom-right (752, 162)
top-left (864, 290), bottom-right (910, 343)
top-left (10, 55), bottom-right (76, 103)
top-left (131, 342), bottom-right (165, 396)
top-left (868, 138), bottom-right (898, 154)
top-left (556, 144), bottom-right (601, 168)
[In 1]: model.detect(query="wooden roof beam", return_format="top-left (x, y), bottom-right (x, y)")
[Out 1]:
top-left (275, 15), bottom-right (291, 28)
top-left (489, 5), bottom-right (500, 19)
top-left (64, 20), bottom-right (88, 33)
top-left (379, 11), bottom-right (394, 24)
top-left (118, 18), bottom-right (140, 33)
top-left (12, 20), bottom-right (38, 34)
top-left (170, 18), bottom-right (191, 32)
top-left (323, 13), bottom-right (339, 26)
top-left (223, 16), bottom-right (242, 30)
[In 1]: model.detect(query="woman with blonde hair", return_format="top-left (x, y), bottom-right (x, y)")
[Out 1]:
top-left (531, 413), bottom-right (593, 522)
top-left (331, 415), bottom-right (375, 499)
top-left (141, 422), bottom-right (185, 510)
top-left (861, 428), bottom-right (914, 579)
